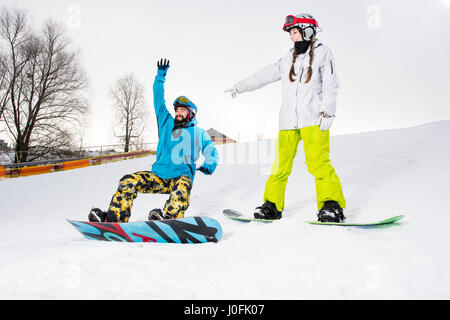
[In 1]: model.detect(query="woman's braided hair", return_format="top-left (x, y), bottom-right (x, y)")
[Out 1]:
top-left (288, 34), bottom-right (316, 83)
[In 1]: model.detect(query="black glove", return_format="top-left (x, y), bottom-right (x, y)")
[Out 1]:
top-left (157, 58), bottom-right (170, 71)
top-left (198, 166), bottom-right (213, 175)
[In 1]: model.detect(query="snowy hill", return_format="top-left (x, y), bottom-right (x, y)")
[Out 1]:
top-left (1, 120), bottom-right (450, 299)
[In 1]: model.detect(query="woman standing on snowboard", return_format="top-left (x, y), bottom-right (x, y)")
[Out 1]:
top-left (225, 13), bottom-right (346, 222)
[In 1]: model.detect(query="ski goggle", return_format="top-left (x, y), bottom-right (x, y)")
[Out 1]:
top-left (282, 15), bottom-right (319, 32)
top-left (175, 96), bottom-right (190, 105)
top-left (174, 96), bottom-right (195, 109)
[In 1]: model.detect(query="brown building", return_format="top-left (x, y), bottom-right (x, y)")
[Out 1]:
top-left (206, 128), bottom-right (237, 144)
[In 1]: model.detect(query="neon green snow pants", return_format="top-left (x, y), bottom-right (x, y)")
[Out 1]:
top-left (264, 126), bottom-right (346, 212)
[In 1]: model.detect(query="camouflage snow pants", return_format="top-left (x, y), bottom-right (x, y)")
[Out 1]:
top-left (107, 171), bottom-right (192, 222)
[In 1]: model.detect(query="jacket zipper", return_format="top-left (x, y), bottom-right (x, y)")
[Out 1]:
top-left (294, 67), bottom-right (304, 129)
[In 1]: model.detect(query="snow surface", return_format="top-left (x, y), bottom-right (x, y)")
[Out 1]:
top-left (1, 120), bottom-right (450, 299)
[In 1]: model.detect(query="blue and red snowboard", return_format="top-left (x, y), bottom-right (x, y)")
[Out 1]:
top-left (67, 216), bottom-right (222, 244)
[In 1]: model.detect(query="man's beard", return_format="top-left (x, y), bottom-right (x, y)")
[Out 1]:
top-left (174, 114), bottom-right (189, 127)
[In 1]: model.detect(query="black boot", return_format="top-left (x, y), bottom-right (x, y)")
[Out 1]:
top-left (254, 201), bottom-right (282, 220)
top-left (88, 208), bottom-right (108, 222)
top-left (148, 208), bottom-right (166, 221)
top-left (317, 201), bottom-right (345, 222)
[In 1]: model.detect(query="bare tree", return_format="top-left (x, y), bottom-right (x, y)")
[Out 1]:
top-left (111, 73), bottom-right (147, 152)
top-left (0, 51), bottom-right (9, 120)
top-left (0, 7), bottom-right (89, 163)
top-left (0, 8), bottom-right (28, 125)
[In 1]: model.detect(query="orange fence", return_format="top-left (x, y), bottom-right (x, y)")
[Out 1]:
top-left (0, 150), bottom-right (155, 179)
top-left (63, 159), bottom-right (90, 171)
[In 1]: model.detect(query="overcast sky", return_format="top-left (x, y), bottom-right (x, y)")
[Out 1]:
top-left (2, 0), bottom-right (450, 146)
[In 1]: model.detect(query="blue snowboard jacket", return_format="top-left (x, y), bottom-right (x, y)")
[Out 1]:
top-left (151, 69), bottom-right (218, 181)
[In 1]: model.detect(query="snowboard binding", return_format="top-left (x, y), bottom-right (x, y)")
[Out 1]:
top-left (317, 201), bottom-right (345, 223)
top-left (254, 201), bottom-right (282, 220)
top-left (88, 208), bottom-right (108, 222)
top-left (148, 208), bottom-right (166, 221)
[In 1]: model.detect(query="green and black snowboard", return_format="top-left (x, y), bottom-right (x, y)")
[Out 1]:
top-left (223, 209), bottom-right (404, 227)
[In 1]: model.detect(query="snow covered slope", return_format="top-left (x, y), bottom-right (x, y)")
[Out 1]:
top-left (1, 120), bottom-right (449, 299)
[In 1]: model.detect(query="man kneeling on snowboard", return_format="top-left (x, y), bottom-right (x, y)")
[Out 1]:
top-left (89, 59), bottom-right (218, 222)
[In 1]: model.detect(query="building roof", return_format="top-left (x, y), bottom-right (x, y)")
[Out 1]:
top-left (206, 128), bottom-right (236, 143)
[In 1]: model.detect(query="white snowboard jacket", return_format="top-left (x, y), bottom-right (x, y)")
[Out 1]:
top-left (234, 40), bottom-right (339, 130)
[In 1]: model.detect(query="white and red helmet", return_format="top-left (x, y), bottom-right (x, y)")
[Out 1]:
top-left (282, 13), bottom-right (321, 41)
